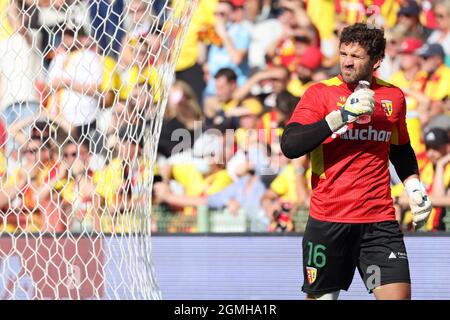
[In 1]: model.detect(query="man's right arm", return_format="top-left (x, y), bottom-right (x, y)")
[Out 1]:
top-left (281, 85), bottom-right (375, 159)
top-left (280, 85), bottom-right (329, 159)
top-left (280, 121), bottom-right (332, 159)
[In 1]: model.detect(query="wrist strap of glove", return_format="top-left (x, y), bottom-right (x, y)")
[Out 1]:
top-left (325, 110), bottom-right (345, 132)
top-left (405, 178), bottom-right (426, 197)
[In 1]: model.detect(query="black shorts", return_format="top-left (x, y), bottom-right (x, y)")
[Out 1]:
top-left (302, 216), bottom-right (411, 295)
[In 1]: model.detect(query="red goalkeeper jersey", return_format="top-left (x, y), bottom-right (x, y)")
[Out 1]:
top-left (288, 75), bottom-right (410, 223)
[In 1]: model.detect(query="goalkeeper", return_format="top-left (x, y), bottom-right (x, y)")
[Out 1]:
top-left (280, 23), bottom-right (432, 300)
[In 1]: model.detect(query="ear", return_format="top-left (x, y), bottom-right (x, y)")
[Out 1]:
top-left (373, 57), bottom-right (383, 71)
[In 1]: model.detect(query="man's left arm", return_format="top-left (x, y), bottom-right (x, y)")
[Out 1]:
top-left (389, 92), bottom-right (432, 230)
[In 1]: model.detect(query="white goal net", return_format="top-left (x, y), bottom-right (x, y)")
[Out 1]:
top-left (0, 0), bottom-right (195, 299)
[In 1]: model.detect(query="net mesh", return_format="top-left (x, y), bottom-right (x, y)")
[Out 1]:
top-left (0, 0), bottom-right (196, 299)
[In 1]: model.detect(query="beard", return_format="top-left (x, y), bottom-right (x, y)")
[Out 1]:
top-left (341, 62), bottom-right (374, 85)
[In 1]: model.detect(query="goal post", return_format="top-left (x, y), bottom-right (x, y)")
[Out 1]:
top-left (0, 0), bottom-right (196, 299)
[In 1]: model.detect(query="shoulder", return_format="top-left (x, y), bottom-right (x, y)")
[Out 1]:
top-left (318, 76), bottom-right (344, 88)
top-left (374, 77), bottom-right (397, 88)
top-left (374, 77), bottom-right (406, 99)
top-left (437, 64), bottom-right (450, 77)
top-left (301, 76), bottom-right (343, 96)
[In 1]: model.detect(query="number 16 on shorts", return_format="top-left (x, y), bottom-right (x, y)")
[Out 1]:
top-left (306, 242), bottom-right (327, 285)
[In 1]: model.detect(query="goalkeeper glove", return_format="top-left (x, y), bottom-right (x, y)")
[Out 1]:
top-left (405, 178), bottom-right (432, 230)
top-left (325, 88), bottom-right (375, 132)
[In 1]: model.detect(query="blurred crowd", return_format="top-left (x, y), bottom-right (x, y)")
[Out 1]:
top-left (0, 0), bottom-right (449, 234)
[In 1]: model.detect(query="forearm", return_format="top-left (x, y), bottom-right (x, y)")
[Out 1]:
top-left (8, 115), bottom-right (37, 136)
top-left (47, 113), bottom-right (75, 136)
top-left (69, 83), bottom-right (100, 98)
top-left (281, 121), bottom-right (332, 159)
top-left (429, 195), bottom-right (450, 207)
top-left (232, 73), bottom-right (263, 101)
top-left (0, 184), bottom-right (24, 208)
top-left (261, 190), bottom-right (278, 209)
top-left (222, 36), bottom-right (245, 65)
top-left (293, 6), bottom-right (312, 28)
top-left (34, 183), bottom-right (55, 203)
top-left (165, 193), bottom-right (207, 208)
top-left (389, 143), bottom-right (419, 182)
top-left (0, 192), bottom-right (10, 208)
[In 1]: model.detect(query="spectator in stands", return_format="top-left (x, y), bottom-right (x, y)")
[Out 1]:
top-left (7, 109), bottom-right (74, 151)
top-left (411, 92), bottom-right (449, 133)
top-left (161, 133), bottom-right (233, 213)
top-left (46, 25), bottom-right (120, 146)
top-left (416, 43), bottom-right (450, 102)
top-left (233, 66), bottom-right (289, 109)
top-left (388, 37), bottom-right (424, 153)
top-left (204, 0), bottom-right (251, 96)
top-left (430, 144), bottom-right (450, 223)
top-left (265, 1), bottom-right (317, 74)
top-left (174, 0), bottom-right (216, 103)
top-left (392, 0), bottom-right (432, 42)
top-left (287, 45), bottom-right (322, 97)
top-left (53, 139), bottom-right (100, 233)
top-left (95, 124), bottom-right (147, 233)
top-left (154, 154), bottom-right (269, 232)
top-left (230, 97), bottom-right (263, 145)
top-left (107, 80), bottom-right (144, 143)
top-left (4, 136), bottom-right (61, 233)
top-left (4, 0), bottom-right (450, 235)
top-left (261, 154), bottom-right (310, 233)
top-left (229, 0), bottom-right (245, 24)
top-left (0, 162), bottom-right (28, 231)
top-left (0, 0), bottom-right (40, 128)
top-left (378, 29), bottom-right (402, 80)
top-left (418, 128), bottom-right (450, 231)
top-left (259, 90), bottom-right (298, 145)
top-left (204, 68), bottom-right (240, 131)
top-left (395, 128), bottom-right (450, 231)
top-left (126, 0), bottom-right (154, 37)
top-left (226, 97), bottom-right (271, 180)
top-left (158, 81), bottom-right (204, 158)
top-left (246, 1), bottom-right (288, 72)
top-left (278, 0), bottom-right (317, 44)
top-left (426, 0), bottom-right (450, 66)
top-left (117, 29), bottom-right (162, 103)
top-left (120, 0), bottom-right (157, 67)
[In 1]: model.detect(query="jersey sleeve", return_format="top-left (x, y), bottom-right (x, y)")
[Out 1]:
top-left (391, 90), bottom-right (410, 145)
top-left (287, 84), bottom-right (326, 125)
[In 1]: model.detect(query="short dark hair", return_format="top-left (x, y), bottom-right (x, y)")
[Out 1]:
top-left (339, 23), bottom-right (386, 62)
top-left (214, 68), bottom-right (237, 83)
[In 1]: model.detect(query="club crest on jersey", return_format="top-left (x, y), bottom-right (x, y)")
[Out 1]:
top-left (306, 267), bottom-right (317, 285)
top-left (381, 100), bottom-right (393, 116)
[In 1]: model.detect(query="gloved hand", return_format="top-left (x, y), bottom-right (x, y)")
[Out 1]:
top-left (405, 179), bottom-right (432, 230)
top-left (325, 88), bottom-right (375, 132)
